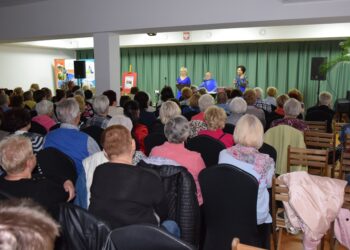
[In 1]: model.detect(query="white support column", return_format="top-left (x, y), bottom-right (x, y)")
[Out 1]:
top-left (93, 32), bottom-right (120, 98)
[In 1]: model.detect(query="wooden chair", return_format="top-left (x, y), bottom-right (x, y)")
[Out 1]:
top-left (339, 152), bottom-right (350, 181)
top-left (305, 121), bottom-right (327, 133)
top-left (333, 122), bottom-right (347, 135)
top-left (271, 177), bottom-right (289, 250)
top-left (287, 146), bottom-right (329, 176)
top-left (304, 131), bottom-right (336, 177)
top-left (231, 238), bottom-right (265, 250)
top-left (344, 134), bottom-right (350, 151)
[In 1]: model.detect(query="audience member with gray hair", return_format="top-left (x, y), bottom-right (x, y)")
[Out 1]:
top-left (191, 94), bottom-right (215, 122)
top-left (0, 93), bottom-right (10, 113)
top-left (270, 98), bottom-right (308, 132)
top-left (150, 115), bottom-right (205, 205)
top-left (32, 100), bottom-right (56, 132)
top-left (227, 97), bottom-right (247, 126)
top-left (254, 87), bottom-right (272, 112)
top-left (44, 98), bottom-right (100, 208)
top-left (84, 95), bottom-right (111, 129)
top-left (152, 101), bottom-right (181, 134)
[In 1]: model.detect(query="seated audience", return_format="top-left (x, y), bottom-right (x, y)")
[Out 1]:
top-left (229, 88), bottom-right (243, 100)
top-left (270, 98), bottom-right (308, 132)
top-left (216, 92), bottom-right (230, 114)
top-left (13, 87), bottom-right (24, 97)
top-left (306, 91), bottom-right (335, 127)
top-left (0, 93), bottom-right (10, 113)
top-left (0, 135), bottom-right (74, 215)
top-left (199, 106), bottom-right (234, 148)
top-left (0, 199), bottom-right (59, 250)
top-left (288, 88), bottom-right (305, 115)
top-left (198, 88), bottom-right (208, 95)
top-left (44, 98), bottom-right (100, 208)
top-left (84, 89), bottom-right (93, 104)
top-left (23, 90), bottom-right (36, 110)
top-left (255, 87), bottom-right (272, 113)
top-left (9, 95), bottom-right (24, 108)
top-left (75, 90), bottom-right (94, 121)
top-left (157, 86), bottom-right (175, 107)
top-left (150, 115), bottom-right (205, 205)
top-left (219, 114), bottom-right (275, 226)
top-left (134, 91), bottom-right (156, 129)
top-left (0, 112), bottom-right (9, 142)
top-left (227, 97), bottom-right (247, 126)
top-left (264, 87), bottom-right (277, 107)
top-left (32, 100), bottom-right (56, 132)
top-left (191, 94), bottom-right (215, 122)
top-left (266, 94), bottom-right (289, 129)
top-left (152, 101), bottom-right (181, 134)
top-left (180, 87), bottom-right (193, 106)
top-left (41, 87), bottom-right (52, 101)
top-left (52, 89), bottom-right (66, 103)
top-left (2, 108), bottom-right (44, 153)
top-left (85, 95), bottom-right (111, 129)
top-left (124, 100), bottom-right (149, 153)
top-left (182, 93), bottom-right (201, 116)
top-left (129, 86), bottom-right (139, 100)
top-left (103, 90), bottom-right (124, 117)
top-left (33, 89), bottom-right (46, 103)
top-left (30, 83), bottom-right (40, 92)
top-left (74, 95), bottom-right (87, 125)
top-left (243, 89), bottom-right (266, 127)
top-left (89, 125), bottom-right (167, 229)
top-left (119, 95), bottom-right (131, 108)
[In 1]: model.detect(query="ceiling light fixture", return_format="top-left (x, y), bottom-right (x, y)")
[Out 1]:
top-left (147, 33), bottom-right (157, 36)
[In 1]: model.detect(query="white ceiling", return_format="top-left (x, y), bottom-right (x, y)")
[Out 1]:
top-left (0, 0), bottom-right (45, 7)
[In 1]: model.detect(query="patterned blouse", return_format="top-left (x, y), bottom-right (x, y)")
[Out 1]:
top-left (270, 117), bottom-right (308, 132)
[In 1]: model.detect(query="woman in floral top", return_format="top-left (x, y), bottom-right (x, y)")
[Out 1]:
top-left (219, 114), bottom-right (275, 226)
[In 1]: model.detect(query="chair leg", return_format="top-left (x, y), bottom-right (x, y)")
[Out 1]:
top-left (277, 228), bottom-right (283, 250)
top-left (272, 228), bottom-right (278, 250)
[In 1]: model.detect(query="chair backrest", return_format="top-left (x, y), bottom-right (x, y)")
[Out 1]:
top-left (231, 238), bottom-right (266, 250)
top-left (223, 123), bottom-right (235, 135)
top-left (340, 152), bottom-right (350, 180)
top-left (345, 134), bottom-right (350, 151)
top-left (287, 146), bottom-right (329, 176)
top-left (57, 203), bottom-right (111, 250)
top-left (305, 121), bottom-right (327, 133)
top-left (271, 177), bottom-right (289, 231)
top-left (343, 185), bottom-right (350, 210)
top-left (199, 164), bottom-right (261, 250)
top-left (29, 121), bottom-right (47, 135)
top-left (81, 126), bottom-right (104, 149)
top-left (186, 135), bottom-right (226, 168)
top-left (144, 133), bottom-right (167, 156)
top-left (37, 147), bottom-right (77, 183)
top-left (305, 110), bottom-right (333, 132)
top-left (304, 131), bottom-right (335, 149)
top-left (258, 143), bottom-right (277, 163)
top-left (334, 122), bottom-right (347, 134)
top-left (103, 224), bottom-right (194, 250)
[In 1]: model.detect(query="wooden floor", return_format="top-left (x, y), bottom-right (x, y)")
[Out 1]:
top-left (275, 230), bottom-right (347, 250)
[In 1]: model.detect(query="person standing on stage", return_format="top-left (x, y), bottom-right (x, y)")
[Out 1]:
top-left (199, 72), bottom-right (217, 93)
top-left (176, 67), bottom-right (191, 99)
top-left (233, 65), bottom-right (248, 93)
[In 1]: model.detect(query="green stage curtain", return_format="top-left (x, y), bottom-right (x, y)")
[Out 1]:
top-left (77, 40), bottom-right (350, 108)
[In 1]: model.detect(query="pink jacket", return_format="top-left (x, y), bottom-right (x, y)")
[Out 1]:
top-left (334, 208), bottom-right (350, 249)
top-left (279, 172), bottom-right (347, 250)
top-left (32, 115), bottom-right (56, 132)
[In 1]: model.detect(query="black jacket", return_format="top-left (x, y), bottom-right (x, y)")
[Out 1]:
top-left (138, 160), bottom-right (200, 246)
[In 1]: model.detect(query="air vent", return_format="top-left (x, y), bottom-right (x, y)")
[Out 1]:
top-left (0, 0), bottom-right (46, 7)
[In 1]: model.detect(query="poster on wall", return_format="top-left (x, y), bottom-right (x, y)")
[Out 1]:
top-left (54, 59), bottom-right (96, 90)
top-left (122, 71), bottom-right (137, 94)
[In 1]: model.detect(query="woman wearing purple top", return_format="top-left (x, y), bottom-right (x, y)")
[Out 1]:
top-left (176, 67), bottom-right (191, 99)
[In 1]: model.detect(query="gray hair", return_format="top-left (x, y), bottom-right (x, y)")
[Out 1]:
top-left (107, 115), bottom-right (133, 132)
top-left (93, 95), bottom-right (110, 115)
top-left (74, 89), bottom-right (85, 98)
top-left (164, 115), bottom-right (190, 143)
top-left (0, 94), bottom-right (9, 106)
top-left (284, 98), bottom-right (301, 117)
top-left (254, 87), bottom-right (264, 99)
top-left (229, 97), bottom-right (247, 114)
top-left (159, 101), bottom-right (181, 124)
top-left (35, 100), bottom-right (53, 116)
top-left (56, 98), bottom-right (80, 124)
top-left (319, 91), bottom-right (332, 106)
top-left (198, 94), bottom-right (214, 112)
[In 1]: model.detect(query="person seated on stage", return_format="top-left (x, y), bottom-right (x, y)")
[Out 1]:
top-left (0, 135), bottom-right (74, 216)
top-left (32, 100), bottom-right (56, 132)
top-left (227, 97), bottom-right (247, 126)
top-left (176, 67), bottom-right (191, 99)
top-left (89, 125), bottom-right (179, 236)
top-left (150, 115), bottom-right (205, 205)
top-left (103, 90), bottom-right (124, 117)
top-left (23, 90), bottom-right (36, 110)
top-left (123, 100), bottom-right (149, 154)
top-left (219, 114), bottom-right (275, 227)
top-left (199, 71), bottom-right (217, 93)
top-left (216, 92), bottom-right (230, 114)
top-left (266, 94), bottom-right (289, 129)
top-left (84, 95), bottom-right (111, 129)
top-left (152, 101), bottom-right (181, 134)
top-left (134, 91), bottom-right (156, 130)
top-left (191, 94), bottom-right (215, 122)
top-left (264, 87), bottom-right (277, 107)
top-left (1, 108), bottom-right (44, 153)
top-left (233, 65), bottom-right (248, 93)
top-left (270, 98), bottom-right (308, 132)
top-left (0, 199), bottom-right (59, 250)
top-left (179, 87), bottom-right (193, 106)
top-left (243, 89), bottom-right (266, 128)
top-left (199, 106), bottom-right (234, 148)
top-left (254, 87), bottom-right (272, 113)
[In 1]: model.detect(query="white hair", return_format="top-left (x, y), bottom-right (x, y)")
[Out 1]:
top-left (229, 97), bottom-right (247, 114)
top-left (284, 98), bottom-right (301, 117)
top-left (93, 95), bottom-right (110, 115)
top-left (254, 87), bottom-right (264, 99)
top-left (234, 114), bottom-right (264, 149)
top-left (319, 91), bottom-right (332, 106)
top-left (56, 98), bottom-right (80, 124)
top-left (164, 115), bottom-right (190, 143)
top-left (35, 100), bottom-right (53, 116)
top-left (0, 94), bottom-right (9, 106)
top-left (159, 101), bottom-right (181, 124)
top-left (107, 115), bottom-right (133, 132)
top-left (198, 94), bottom-right (214, 112)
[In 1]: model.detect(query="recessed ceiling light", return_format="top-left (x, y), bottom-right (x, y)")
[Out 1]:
top-left (147, 33), bottom-right (157, 36)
